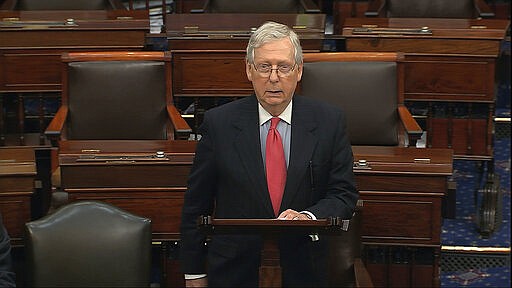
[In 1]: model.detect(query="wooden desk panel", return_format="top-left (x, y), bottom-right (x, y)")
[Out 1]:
top-left (58, 140), bottom-right (196, 241)
top-left (353, 146), bottom-right (452, 246)
top-left (0, 147), bottom-right (36, 246)
top-left (172, 51), bottom-right (252, 97)
top-left (0, 10), bottom-right (149, 92)
top-left (353, 146), bottom-right (452, 288)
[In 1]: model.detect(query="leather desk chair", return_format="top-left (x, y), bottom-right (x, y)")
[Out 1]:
top-left (24, 201), bottom-right (152, 287)
top-left (364, 0), bottom-right (495, 18)
top-left (45, 51), bottom-right (191, 144)
top-left (0, 0), bottom-right (126, 10)
top-left (301, 52), bottom-right (422, 147)
top-left (185, 0), bottom-right (321, 13)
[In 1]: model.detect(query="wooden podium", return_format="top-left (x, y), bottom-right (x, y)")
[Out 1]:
top-left (199, 216), bottom-right (354, 288)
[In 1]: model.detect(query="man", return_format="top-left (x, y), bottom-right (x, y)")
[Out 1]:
top-left (180, 21), bottom-right (358, 287)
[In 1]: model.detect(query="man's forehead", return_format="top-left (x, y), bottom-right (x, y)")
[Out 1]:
top-left (253, 40), bottom-right (295, 62)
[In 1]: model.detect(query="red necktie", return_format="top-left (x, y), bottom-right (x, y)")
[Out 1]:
top-left (266, 117), bottom-right (287, 217)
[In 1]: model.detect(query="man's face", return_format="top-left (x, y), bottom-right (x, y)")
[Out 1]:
top-left (246, 37), bottom-right (303, 116)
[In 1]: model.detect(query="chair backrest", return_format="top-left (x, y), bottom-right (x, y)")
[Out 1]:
top-left (24, 201), bottom-right (152, 287)
top-left (62, 51), bottom-right (172, 140)
top-left (205, 0), bottom-right (307, 13)
top-left (385, 0), bottom-right (476, 18)
top-left (301, 52), bottom-right (404, 146)
top-left (15, 0), bottom-right (120, 10)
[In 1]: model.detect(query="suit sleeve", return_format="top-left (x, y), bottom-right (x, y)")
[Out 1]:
top-left (307, 110), bottom-right (359, 219)
top-left (179, 112), bottom-right (217, 274)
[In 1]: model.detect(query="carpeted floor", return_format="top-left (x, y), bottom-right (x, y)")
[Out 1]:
top-left (440, 129), bottom-right (511, 287)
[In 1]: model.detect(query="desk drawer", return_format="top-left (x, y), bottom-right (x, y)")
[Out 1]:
top-left (360, 193), bottom-right (442, 245)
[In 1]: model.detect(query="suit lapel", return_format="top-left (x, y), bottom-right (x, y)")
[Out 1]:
top-left (281, 96), bottom-right (318, 211)
top-left (233, 96), bottom-right (275, 216)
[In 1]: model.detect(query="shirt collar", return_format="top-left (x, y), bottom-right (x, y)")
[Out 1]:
top-left (258, 100), bottom-right (292, 126)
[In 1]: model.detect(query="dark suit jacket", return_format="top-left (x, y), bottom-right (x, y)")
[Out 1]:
top-left (180, 94), bottom-right (358, 287)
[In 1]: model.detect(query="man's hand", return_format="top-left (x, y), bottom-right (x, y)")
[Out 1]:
top-left (186, 277), bottom-right (208, 287)
top-left (277, 209), bottom-right (312, 220)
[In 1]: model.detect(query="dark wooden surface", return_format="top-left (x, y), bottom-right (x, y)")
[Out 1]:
top-left (58, 140), bottom-right (196, 241)
top-left (353, 146), bottom-right (453, 287)
top-left (342, 18), bottom-right (510, 159)
top-left (353, 146), bottom-right (451, 245)
top-left (0, 146), bottom-right (36, 246)
top-left (0, 9), bottom-right (150, 93)
top-left (202, 217), bottom-right (348, 288)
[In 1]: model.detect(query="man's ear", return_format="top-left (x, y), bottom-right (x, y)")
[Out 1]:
top-left (296, 63), bottom-right (303, 82)
top-left (246, 61), bottom-right (253, 82)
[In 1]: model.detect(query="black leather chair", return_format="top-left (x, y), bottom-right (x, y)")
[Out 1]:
top-left (24, 201), bottom-right (152, 287)
top-left (301, 52), bottom-right (422, 147)
top-left (182, 0), bottom-right (321, 13)
top-left (364, 0), bottom-right (495, 18)
top-left (45, 51), bottom-right (191, 144)
top-left (0, 0), bottom-right (126, 10)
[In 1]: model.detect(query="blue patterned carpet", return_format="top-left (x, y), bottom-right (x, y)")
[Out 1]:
top-left (440, 135), bottom-right (511, 287)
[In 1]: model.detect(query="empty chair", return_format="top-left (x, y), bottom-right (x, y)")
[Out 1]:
top-left (45, 51), bottom-right (191, 144)
top-left (301, 52), bottom-right (422, 147)
top-left (24, 201), bottom-right (152, 287)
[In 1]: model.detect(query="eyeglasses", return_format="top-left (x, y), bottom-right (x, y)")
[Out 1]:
top-left (253, 63), bottom-right (296, 77)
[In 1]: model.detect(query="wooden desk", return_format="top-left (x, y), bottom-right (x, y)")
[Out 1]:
top-left (58, 140), bottom-right (196, 241)
top-left (0, 147), bottom-right (36, 246)
top-left (0, 9), bottom-right (150, 146)
top-left (0, 10), bottom-right (149, 93)
top-left (342, 18), bottom-right (509, 159)
top-left (353, 146), bottom-right (453, 287)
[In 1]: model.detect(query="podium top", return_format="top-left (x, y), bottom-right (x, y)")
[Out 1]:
top-left (199, 216), bottom-right (351, 235)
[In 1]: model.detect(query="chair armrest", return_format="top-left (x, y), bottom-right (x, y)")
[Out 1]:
top-left (300, 0), bottom-right (321, 13)
top-left (474, 0), bottom-right (495, 18)
top-left (398, 105), bottom-right (423, 146)
top-left (167, 104), bottom-right (192, 139)
top-left (190, 0), bottom-right (209, 13)
top-left (45, 106), bottom-right (68, 145)
top-left (365, 0), bottom-right (385, 17)
top-left (354, 258), bottom-right (374, 288)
